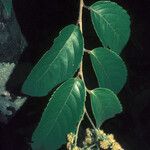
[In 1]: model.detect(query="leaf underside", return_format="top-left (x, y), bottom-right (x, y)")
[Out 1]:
top-left (32, 78), bottom-right (86, 150)
top-left (90, 1), bottom-right (130, 54)
top-left (90, 88), bottom-right (122, 127)
top-left (90, 47), bottom-right (127, 94)
top-left (22, 24), bottom-right (84, 96)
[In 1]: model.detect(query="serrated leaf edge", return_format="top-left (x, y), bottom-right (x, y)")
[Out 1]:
top-left (36, 25), bottom-right (82, 83)
top-left (32, 78), bottom-right (86, 147)
top-left (90, 87), bottom-right (123, 126)
top-left (90, 47), bottom-right (128, 93)
top-left (91, 87), bottom-right (123, 112)
top-left (90, 1), bottom-right (131, 52)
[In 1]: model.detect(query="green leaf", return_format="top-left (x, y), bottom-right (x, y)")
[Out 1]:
top-left (90, 47), bottom-right (127, 93)
top-left (90, 88), bottom-right (122, 127)
top-left (22, 25), bottom-right (84, 96)
top-left (1, 0), bottom-right (12, 16)
top-left (32, 78), bottom-right (86, 150)
top-left (90, 1), bottom-right (130, 54)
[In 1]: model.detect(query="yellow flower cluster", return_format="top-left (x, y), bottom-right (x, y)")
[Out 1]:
top-left (67, 144), bottom-right (81, 150)
top-left (66, 132), bottom-right (75, 150)
top-left (96, 129), bottom-right (123, 150)
top-left (96, 129), bottom-right (106, 137)
top-left (67, 132), bottom-right (75, 144)
top-left (66, 129), bottom-right (123, 150)
top-left (107, 134), bottom-right (115, 143)
top-left (111, 142), bottom-right (123, 150)
top-left (86, 128), bottom-right (92, 137)
top-left (66, 133), bottom-right (81, 150)
top-left (84, 128), bottom-right (93, 145)
top-left (72, 146), bottom-right (81, 150)
top-left (100, 140), bottom-right (110, 149)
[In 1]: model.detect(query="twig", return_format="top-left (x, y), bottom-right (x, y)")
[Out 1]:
top-left (75, 0), bottom-right (85, 146)
top-left (85, 108), bottom-right (96, 130)
top-left (84, 49), bottom-right (91, 54)
top-left (74, 111), bottom-right (85, 145)
top-left (77, 0), bottom-right (84, 81)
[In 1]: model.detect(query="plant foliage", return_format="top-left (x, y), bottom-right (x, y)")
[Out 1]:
top-left (90, 1), bottom-right (130, 54)
top-left (32, 78), bottom-right (85, 150)
top-left (22, 1), bottom-right (131, 149)
top-left (90, 47), bottom-right (127, 93)
top-left (90, 88), bottom-right (122, 127)
top-left (22, 25), bottom-right (84, 96)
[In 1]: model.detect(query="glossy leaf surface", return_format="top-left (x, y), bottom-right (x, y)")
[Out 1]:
top-left (32, 78), bottom-right (86, 150)
top-left (90, 1), bottom-right (130, 54)
top-left (22, 25), bottom-right (84, 96)
top-left (90, 88), bottom-right (122, 127)
top-left (90, 47), bottom-right (127, 93)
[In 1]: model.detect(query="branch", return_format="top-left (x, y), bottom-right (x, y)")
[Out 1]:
top-left (74, 0), bottom-right (85, 146)
top-left (77, 0), bottom-right (84, 81)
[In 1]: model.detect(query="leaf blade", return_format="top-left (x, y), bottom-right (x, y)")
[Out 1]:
top-left (22, 25), bottom-right (84, 96)
top-left (90, 88), bottom-right (122, 127)
top-left (90, 1), bottom-right (130, 53)
top-left (90, 47), bottom-right (127, 93)
top-left (32, 78), bottom-right (86, 150)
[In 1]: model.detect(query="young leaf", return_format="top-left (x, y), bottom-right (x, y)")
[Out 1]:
top-left (32, 78), bottom-right (86, 150)
top-left (90, 1), bottom-right (130, 54)
top-left (1, 0), bottom-right (12, 16)
top-left (22, 25), bottom-right (84, 96)
top-left (90, 47), bottom-right (127, 94)
top-left (90, 88), bottom-right (122, 127)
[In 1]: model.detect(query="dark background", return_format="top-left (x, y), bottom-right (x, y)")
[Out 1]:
top-left (0, 0), bottom-right (150, 149)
